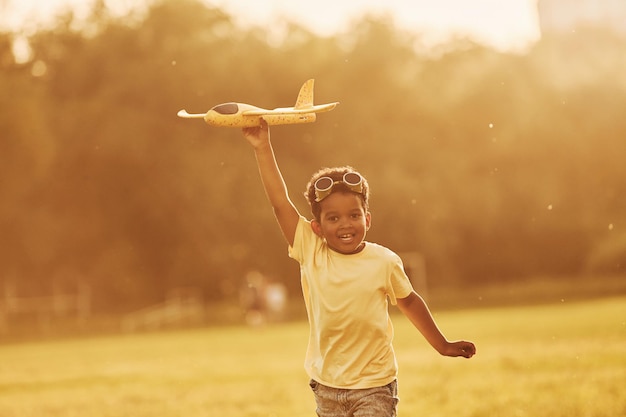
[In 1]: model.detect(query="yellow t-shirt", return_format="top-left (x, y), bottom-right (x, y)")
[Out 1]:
top-left (288, 216), bottom-right (414, 389)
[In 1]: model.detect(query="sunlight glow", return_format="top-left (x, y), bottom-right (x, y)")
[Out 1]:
top-left (1, 0), bottom-right (541, 51)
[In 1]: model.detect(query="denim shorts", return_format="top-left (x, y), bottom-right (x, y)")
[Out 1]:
top-left (309, 379), bottom-right (399, 417)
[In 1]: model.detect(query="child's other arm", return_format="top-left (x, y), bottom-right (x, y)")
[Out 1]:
top-left (242, 119), bottom-right (299, 246)
top-left (397, 291), bottom-right (476, 358)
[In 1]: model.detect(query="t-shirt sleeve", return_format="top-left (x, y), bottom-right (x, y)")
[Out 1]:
top-left (387, 254), bottom-right (415, 305)
top-left (288, 215), bottom-right (310, 263)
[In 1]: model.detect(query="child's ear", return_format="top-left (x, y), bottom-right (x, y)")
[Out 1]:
top-left (311, 219), bottom-right (323, 237)
top-left (365, 211), bottom-right (372, 231)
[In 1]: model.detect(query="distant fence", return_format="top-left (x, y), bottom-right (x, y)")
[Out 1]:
top-left (121, 288), bottom-right (205, 332)
top-left (0, 283), bottom-right (91, 334)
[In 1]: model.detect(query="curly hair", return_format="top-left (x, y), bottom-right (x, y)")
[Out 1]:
top-left (304, 166), bottom-right (370, 221)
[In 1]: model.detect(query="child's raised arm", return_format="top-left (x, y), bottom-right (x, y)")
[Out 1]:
top-left (242, 119), bottom-right (300, 246)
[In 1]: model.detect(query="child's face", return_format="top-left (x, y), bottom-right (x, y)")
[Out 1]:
top-left (312, 192), bottom-right (371, 254)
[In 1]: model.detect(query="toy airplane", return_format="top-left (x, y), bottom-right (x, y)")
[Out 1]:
top-left (177, 79), bottom-right (338, 127)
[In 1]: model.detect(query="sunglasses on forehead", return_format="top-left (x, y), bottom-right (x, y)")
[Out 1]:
top-left (314, 172), bottom-right (364, 202)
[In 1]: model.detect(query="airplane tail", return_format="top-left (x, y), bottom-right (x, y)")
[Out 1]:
top-left (294, 79), bottom-right (315, 110)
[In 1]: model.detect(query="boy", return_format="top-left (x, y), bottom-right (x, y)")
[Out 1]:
top-left (242, 119), bottom-right (475, 417)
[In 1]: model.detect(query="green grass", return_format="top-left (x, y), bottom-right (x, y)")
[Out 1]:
top-left (0, 296), bottom-right (624, 417)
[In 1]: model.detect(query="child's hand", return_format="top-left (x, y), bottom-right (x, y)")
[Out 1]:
top-left (242, 118), bottom-right (270, 149)
top-left (442, 340), bottom-right (476, 358)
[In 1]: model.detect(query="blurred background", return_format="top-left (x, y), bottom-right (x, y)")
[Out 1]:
top-left (1, 0), bottom-right (625, 338)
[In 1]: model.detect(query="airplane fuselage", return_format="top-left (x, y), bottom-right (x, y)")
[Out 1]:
top-left (203, 103), bottom-right (317, 127)
top-left (177, 79), bottom-right (338, 128)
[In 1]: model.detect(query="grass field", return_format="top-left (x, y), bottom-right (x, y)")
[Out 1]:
top-left (0, 296), bottom-right (624, 417)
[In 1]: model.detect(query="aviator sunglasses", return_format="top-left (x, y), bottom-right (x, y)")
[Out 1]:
top-left (314, 172), bottom-right (364, 202)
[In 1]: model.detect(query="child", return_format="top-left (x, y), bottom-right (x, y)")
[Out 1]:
top-left (242, 119), bottom-right (475, 417)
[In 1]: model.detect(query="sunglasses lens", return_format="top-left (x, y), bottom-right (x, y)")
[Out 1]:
top-left (315, 177), bottom-right (334, 191)
top-left (344, 172), bottom-right (362, 186)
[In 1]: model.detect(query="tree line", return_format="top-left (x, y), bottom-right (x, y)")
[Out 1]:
top-left (1, 0), bottom-right (625, 313)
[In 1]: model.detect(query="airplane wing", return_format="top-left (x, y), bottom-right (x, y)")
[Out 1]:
top-left (242, 102), bottom-right (338, 116)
